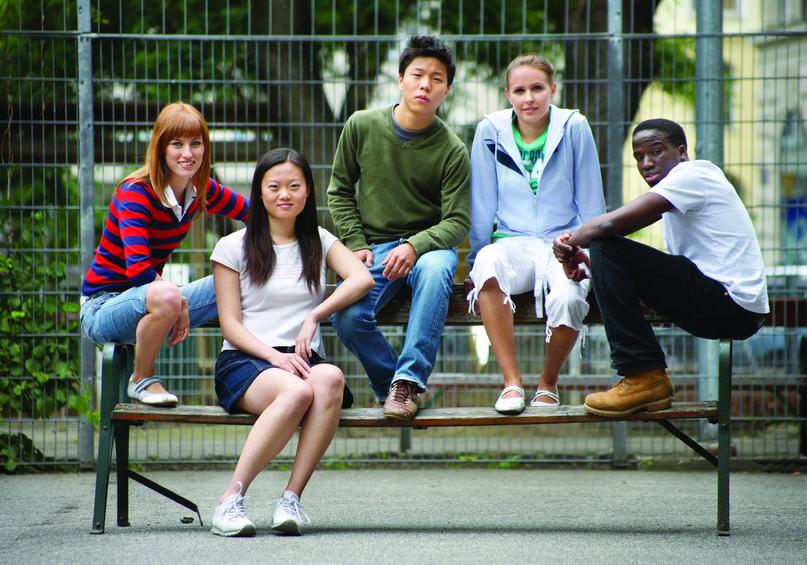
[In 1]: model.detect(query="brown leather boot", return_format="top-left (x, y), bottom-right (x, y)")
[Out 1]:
top-left (584, 368), bottom-right (673, 416)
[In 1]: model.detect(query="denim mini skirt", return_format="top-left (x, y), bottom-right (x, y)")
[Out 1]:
top-left (214, 347), bottom-right (352, 413)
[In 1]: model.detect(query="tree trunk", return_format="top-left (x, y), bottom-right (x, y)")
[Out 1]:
top-left (550, 0), bottom-right (656, 197)
top-left (250, 1), bottom-right (339, 198)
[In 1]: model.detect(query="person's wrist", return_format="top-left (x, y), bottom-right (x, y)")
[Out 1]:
top-left (265, 347), bottom-right (279, 364)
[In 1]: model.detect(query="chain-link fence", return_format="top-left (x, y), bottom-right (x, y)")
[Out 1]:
top-left (1, 0), bottom-right (805, 470)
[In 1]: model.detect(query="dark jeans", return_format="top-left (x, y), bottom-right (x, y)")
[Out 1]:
top-left (589, 237), bottom-right (766, 375)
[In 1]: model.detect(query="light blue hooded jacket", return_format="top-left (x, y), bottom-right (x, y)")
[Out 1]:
top-left (467, 105), bottom-right (605, 268)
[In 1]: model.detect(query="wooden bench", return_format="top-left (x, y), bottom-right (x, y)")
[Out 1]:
top-left (90, 286), bottom-right (806, 536)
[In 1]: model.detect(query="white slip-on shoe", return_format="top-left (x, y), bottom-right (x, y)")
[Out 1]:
top-left (530, 388), bottom-right (560, 408)
top-left (271, 491), bottom-right (310, 536)
top-left (127, 375), bottom-right (178, 407)
top-left (494, 385), bottom-right (526, 415)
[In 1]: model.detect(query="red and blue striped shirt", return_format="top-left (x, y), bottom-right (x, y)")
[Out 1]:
top-left (82, 177), bottom-right (249, 296)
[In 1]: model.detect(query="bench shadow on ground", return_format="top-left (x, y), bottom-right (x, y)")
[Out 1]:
top-left (98, 523), bottom-right (714, 537)
top-left (312, 524), bottom-right (715, 536)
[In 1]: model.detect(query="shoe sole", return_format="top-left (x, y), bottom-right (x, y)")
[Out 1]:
top-left (271, 520), bottom-right (302, 536)
top-left (383, 410), bottom-right (417, 420)
top-left (137, 400), bottom-right (178, 408)
top-left (130, 395), bottom-right (178, 408)
top-left (495, 405), bottom-right (525, 415)
top-left (210, 525), bottom-right (256, 537)
top-left (584, 396), bottom-right (673, 417)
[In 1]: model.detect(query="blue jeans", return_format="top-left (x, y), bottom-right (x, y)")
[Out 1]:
top-left (331, 240), bottom-right (457, 400)
top-left (80, 275), bottom-right (218, 345)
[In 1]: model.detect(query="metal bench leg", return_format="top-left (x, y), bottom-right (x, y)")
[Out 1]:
top-left (115, 421), bottom-right (130, 527)
top-left (717, 338), bottom-right (732, 536)
top-left (91, 343), bottom-right (130, 534)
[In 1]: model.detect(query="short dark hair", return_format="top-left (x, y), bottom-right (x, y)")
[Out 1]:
top-left (633, 118), bottom-right (688, 148)
top-left (398, 35), bottom-right (456, 86)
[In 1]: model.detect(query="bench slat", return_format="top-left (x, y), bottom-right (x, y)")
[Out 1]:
top-left (112, 401), bottom-right (717, 427)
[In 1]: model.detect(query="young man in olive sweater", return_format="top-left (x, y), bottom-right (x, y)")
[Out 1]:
top-left (327, 35), bottom-right (471, 419)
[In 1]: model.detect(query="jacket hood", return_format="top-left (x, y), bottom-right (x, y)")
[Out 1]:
top-left (480, 105), bottom-right (579, 174)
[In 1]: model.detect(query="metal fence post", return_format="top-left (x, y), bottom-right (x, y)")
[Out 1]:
top-left (696, 0), bottom-right (724, 443)
top-left (607, 0), bottom-right (629, 467)
top-left (77, 0), bottom-right (96, 468)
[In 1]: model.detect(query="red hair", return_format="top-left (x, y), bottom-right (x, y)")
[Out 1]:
top-left (130, 102), bottom-right (211, 216)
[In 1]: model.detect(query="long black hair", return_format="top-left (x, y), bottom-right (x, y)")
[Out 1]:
top-left (243, 148), bottom-right (323, 293)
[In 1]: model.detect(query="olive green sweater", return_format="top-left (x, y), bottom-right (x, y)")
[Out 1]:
top-left (326, 106), bottom-right (471, 257)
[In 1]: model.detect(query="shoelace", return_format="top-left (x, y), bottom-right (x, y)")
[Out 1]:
top-left (276, 496), bottom-right (311, 525)
top-left (223, 493), bottom-right (248, 519)
top-left (390, 381), bottom-right (414, 404)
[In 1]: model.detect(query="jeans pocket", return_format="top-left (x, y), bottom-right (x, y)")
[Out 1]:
top-left (79, 294), bottom-right (112, 342)
top-left (215, 350), bottom-right (242, 374)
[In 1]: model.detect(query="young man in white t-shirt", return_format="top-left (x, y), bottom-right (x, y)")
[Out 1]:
top-left (553, 118), bottom-right (769, 416)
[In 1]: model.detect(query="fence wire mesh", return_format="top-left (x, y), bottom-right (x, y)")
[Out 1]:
top-left (1, 0), bottom-right (805, 469)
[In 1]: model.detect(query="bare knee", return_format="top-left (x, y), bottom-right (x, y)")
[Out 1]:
top-left (290, 382), bottom-right (315, 409)
top-left (308, 366), bottom-right (345, 404)
top-left (477, 278), bottom-right (509, 316)
top-left (146, 281), bottom-right (183, 320)
top-left (479, 277), bottom-right (503, 294)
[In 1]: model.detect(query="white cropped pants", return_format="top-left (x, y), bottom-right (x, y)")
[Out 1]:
top-left (467, 236), bottom-right (590, 342)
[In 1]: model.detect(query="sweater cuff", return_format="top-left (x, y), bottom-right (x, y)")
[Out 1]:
top-left (405, 235), bottom-right (429, 258)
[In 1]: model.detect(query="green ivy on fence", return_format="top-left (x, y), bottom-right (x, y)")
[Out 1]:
top-left (0, 169), bottom-right (98, 472)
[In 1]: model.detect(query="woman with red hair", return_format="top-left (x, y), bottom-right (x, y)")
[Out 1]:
top-left (80, 102), bottom-right (249, 406)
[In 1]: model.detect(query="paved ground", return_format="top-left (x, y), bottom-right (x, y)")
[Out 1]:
top-left (1, 468), bottom-right (805, 564)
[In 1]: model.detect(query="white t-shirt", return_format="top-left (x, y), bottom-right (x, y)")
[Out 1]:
top-left (650, 160), bottom-right (769, 314)
top-left (210, 227), bottom-right (339, 354)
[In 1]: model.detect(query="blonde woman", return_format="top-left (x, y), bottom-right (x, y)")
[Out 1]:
top-left (466, 55), bottom-right (605, 414)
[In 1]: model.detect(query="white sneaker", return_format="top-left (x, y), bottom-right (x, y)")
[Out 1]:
top-left (271, 491), bottom-right (311, 535)
top-left (211, 483), bottom-right (256, 537)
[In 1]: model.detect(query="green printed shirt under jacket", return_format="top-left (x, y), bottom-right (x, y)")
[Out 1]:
top-left (491, 116), bottom-right (549, 242)
top-left (326, 105), bottom-right (471, 257)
